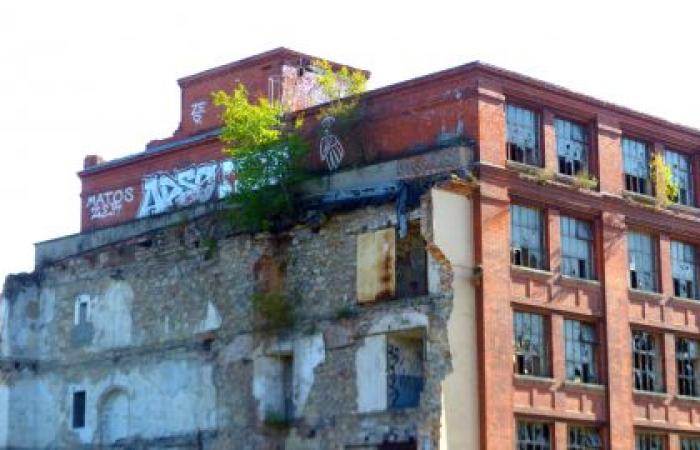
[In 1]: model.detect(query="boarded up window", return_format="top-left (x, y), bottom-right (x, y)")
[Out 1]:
top-left (396, 223), bottom-right (428, 298)
top-left (387, 333), bottom-right (424, 409)
top-left (357, 228), bottom-right (396, 303)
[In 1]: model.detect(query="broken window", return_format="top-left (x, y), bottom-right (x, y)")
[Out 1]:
top-left (681, 436), bottom-right (700, 450)
top-left (677, 337), bottom-right (700, 397)
top-left (632, 330), bottom-right (663, 392)
top-left (511, 205), bottom-right (546, 270)
top-left (74, 295), bottom-right (90, 325)
top-left (517, 421), bottom-right (551, 450)
top-left (72, 390), bottom-right (86, 429)
top-left (565, 319), bottom-right (598, 384)
top-left (568, 426), bottom-right (602, 450)
top-left (636, 433), bottom-right (665, 450)
top-left (623, 138), bottom-right (652, 195)
top-left (561, 216), bottom-right (594, 279)
top-left (507, 104), bottom-right (541, 166)
top-left (628, 231), bottom-right (658, 292)
top-left (357, 224), bottom-right (427, 303)
top-left (555, 118), bottom-right (589, 176)
top-left (514, 311), bottom-right (549, 377)
top-left (665, 149), bottom-right (694, 206)
top-left (387, 332), bottom-right (425, 409)
top-left (672, 241), bottom-right (698, 299)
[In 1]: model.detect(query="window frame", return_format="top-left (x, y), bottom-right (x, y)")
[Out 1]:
top-left (516, 420), bottom-right (551, 450)
top-left (564, 319), bottom-right (599, 384)
top-left (665, 149), bottom-right (694, 207)
top-left (513, 310), bottom-right (550, 377)
top-left (511, 204), bottom-right (547, 270)
top-left (560, 215), bottom-right (595, 280)
top-left (506, 103), bottom-right (542, 167)
top-left (635, 432), bottom-right (666, 450)
top-left (681, 436), bottom-right (700, 450)
top-left (628, 231), bottom-right (659, 292)
top-left (622, 137), bottom-right (653, 196)
top-left (555, 117), bottom-right (590, 177)
top-left (671, 240), bottom-right (698, 300)
top-left (632, 330), bottom-right (664, 393)
top-left (677, 336), bottom-right (700, 397)
top-left (568, 425), bottom-right (603, 450)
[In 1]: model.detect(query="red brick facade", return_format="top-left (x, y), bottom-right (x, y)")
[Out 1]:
top-left (78, 49), bottom-right (700, 449)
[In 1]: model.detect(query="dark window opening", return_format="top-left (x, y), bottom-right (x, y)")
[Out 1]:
top-left (636, 433), bottom-right (665, 450)
top-left (628, 231), bottom-right (658, 292)
top-left (568, 426), bottom-right (602, 450)
top-left (678, 337), bottom-right (700, 397)
top-left (672, 241), bottom-right (698, 300)
top-left (507, 104), bottom-right (541, 166)
top-left (396, 222), bottom-right (428, 298)
top-left (511, 205), bottom-right (545, 270)
top-left (633, 331), bottom-right (662, 392)
top-left (561, 217), bottom-right (594, 280)
top-left (565, 320), bottom-right (598, 384)
top-left (72, 391), bottom-right (86, 429)
top-left (387, 333), bottom-right (424, 410)
top-left (514, 311), bottom-right (549, 377)
top-left (517, 421), bottom-right (551, 450)
top-left (665, 150), bottom-right (694, 206)
top-left (555, 118), bottom-right (589, 176)
top-left (681, 436), bottom-right (700, 450)
top-left (623, 138), bottom-right (652, 195)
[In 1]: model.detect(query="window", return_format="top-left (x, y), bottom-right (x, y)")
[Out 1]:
top-left (387, 333), bottom-right (425, 409)
top-left (628, 232), bottom-right (658, 292)
top-left (565, 320), bottom-right (598, 383)
top-left (517, 421), bottom-right (551, 450)
top-left (677, 337), bottom-right (700, 397)
top-left (507, 104), bottom-right (540, 166)
top-left (623, 138), bottom-right (652, 195)
top-left (568, 426), bottom-right (602, 450)
top-left (672, 241), bottom-right (698, 299)
top-left (681, 436), bottom-right (700, 450)
top-left (633, 331), bottom-right (663, 392)
top-left (511, 205), bottom-right (545, 270)
top-left (665, 150), bottom-right (694, 206)
top-left (514, 311), bottom-right (549, 377)
top-left (555, 118), bottom-right (589, 176)
top-left (72, 390), bottom-right (86, 429)
top-left (561, 216), bottom-right (594, 279)
top-left (74, 295), bottom-right (90, 326)
top-left (636, 433), bottom-right (665, 450)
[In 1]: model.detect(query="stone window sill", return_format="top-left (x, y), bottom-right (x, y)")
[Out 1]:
top-left (511, 265), bottom-right (553, 281)
top-left (628, 288), bottom-right (663, 302)
top-left (633, 389), bottom-right (670, 400)
top-left (563, 380), bottom-right (606, 392)
top-left (676, 394), bottom-right (700, 403)
top-left (514, 374), bottom-right (556, 385)
top-left (668, 203), bottom-right (700, 216)
top-left (623, 190), bottom-right (657, 206)
top-left (559, 275), bottom-right (601, 290)
top-left (554, 173), bottom-right (599, 191)
top-left (669, 296), bottom-right (700, 307)
top-left (505, 160), bottom-right (544, 174)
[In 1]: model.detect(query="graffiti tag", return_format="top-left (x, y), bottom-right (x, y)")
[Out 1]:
top-left (86, 188), bottom-right (135, 220)
top-left (319, 116), bottom-right (344, 171)
top-left (137, 160), bottom-right (235, 218)
top-left (190, 101), bottom-right (207, 124)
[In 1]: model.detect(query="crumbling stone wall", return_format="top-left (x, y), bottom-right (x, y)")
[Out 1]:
top-left (0, 200), bottom-right (456, 450)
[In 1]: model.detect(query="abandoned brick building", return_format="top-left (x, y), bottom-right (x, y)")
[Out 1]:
top-left (3, 47), bottom-right (700, 450)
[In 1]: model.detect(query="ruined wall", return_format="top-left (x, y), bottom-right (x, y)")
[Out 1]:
top-left (0, 198), bottom-right (460, 450)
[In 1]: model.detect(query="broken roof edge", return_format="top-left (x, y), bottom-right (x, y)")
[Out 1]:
top-left (177, 47), bottom-right (371, 87)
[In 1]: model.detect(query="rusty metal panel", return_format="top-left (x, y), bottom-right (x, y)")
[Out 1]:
top-left (357, 228), bottom-right (396, 303)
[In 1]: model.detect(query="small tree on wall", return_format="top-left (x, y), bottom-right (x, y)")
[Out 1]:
top-left (650, 154), bottom-right (679, 207)
top-left (212, 61), bottom-right (367, 232)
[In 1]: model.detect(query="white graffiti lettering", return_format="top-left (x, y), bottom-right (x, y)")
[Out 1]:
top-left (137, 160), bottom-right (235, 218)
top-left (190, 101), bottom-right (207, 124)
top-left (86, 187), bottom-right (135, 220)
top-left (319, 116), bottom-right (344, 171)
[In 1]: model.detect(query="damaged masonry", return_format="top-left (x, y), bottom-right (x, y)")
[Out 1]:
top-left (0, 49), bottom-right (480, 449)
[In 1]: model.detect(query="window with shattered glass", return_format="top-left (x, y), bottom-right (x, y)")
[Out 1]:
top-left (513, 311), bottom-right (549, 377)
top-left (665, 150), bottom-right (694, 206)
top-left (561, 216), bottom-right (594, 279)
top-left (633, 330), bottom-right (662, 392)
top-left (507, 104), bottom-right (541, 166)
top-left (672, 241), bottom-right (697, 299)
top-left (677, 337), bottom-right (700, 397)
top-left (565, 319), bottom-right (597, 384)
top-left (511, 205), bottom-right (545, 270)
top-left (636, 433), bottom-right (665, 450)
top-left (568, 426), bottom-right (602, 450)
top-left (628, 231), bottom-right (658, 292)
top-left (517, 421), bottom-right (551, 450)
top-left (623, 138), bottom-right (652, 195)
top-left (681, 436), bottom-right (700, 450)
top-left (555, 118), bottom-right (589, 176)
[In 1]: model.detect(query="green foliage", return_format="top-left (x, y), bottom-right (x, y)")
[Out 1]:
top-left (650, 154), bottom-right (679, 207)
top-left (334, 304), bottom-right (357, 320)
top-left (572, 170), bottom-right (598, 190)
top-left (263, 410), bottom-right (291, 428)
top-left (314, 59), bottom-right (367, 120)
top-left (251, 290), bottom-right (294, 329)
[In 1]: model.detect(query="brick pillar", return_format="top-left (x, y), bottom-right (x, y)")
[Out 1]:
top-left (664, 332), bottom-right (677, 395)
top-left (554, 420), bottom-right (568, 450)
top-left (669, 432), bottom-right (681, 450)
top-left (551, 313), bottom-right (565, 380)
top-left (600, 211), bottom-right (634, 448)
top-left (596, 116), bottom-right (623, 194)
top-left (548, 208), bottom-right (562, 274)
top-left (543, 109), bottom-right (558, 174)
top-left (475, 80), bottom-right (506, 167)
top-left (475, 180), bottom-right (513, 449)
top-left (659, 234), bottom-right (673, 297)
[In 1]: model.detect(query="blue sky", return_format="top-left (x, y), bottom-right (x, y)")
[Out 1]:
top-left (1, 0), bottom-right (697, 280)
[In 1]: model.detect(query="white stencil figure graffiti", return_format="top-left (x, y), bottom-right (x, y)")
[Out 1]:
top-left (86, 188), bottom-right (135, 220)
top-left (137, 160), bottom-right (236, 218)
top-left (319, 116), bottom-right (344, 171)
top-left (190, 100), bottom-right (207, 124)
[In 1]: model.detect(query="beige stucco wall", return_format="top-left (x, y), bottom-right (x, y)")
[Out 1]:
top-left (433, 188), bottom-right (479, 450)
